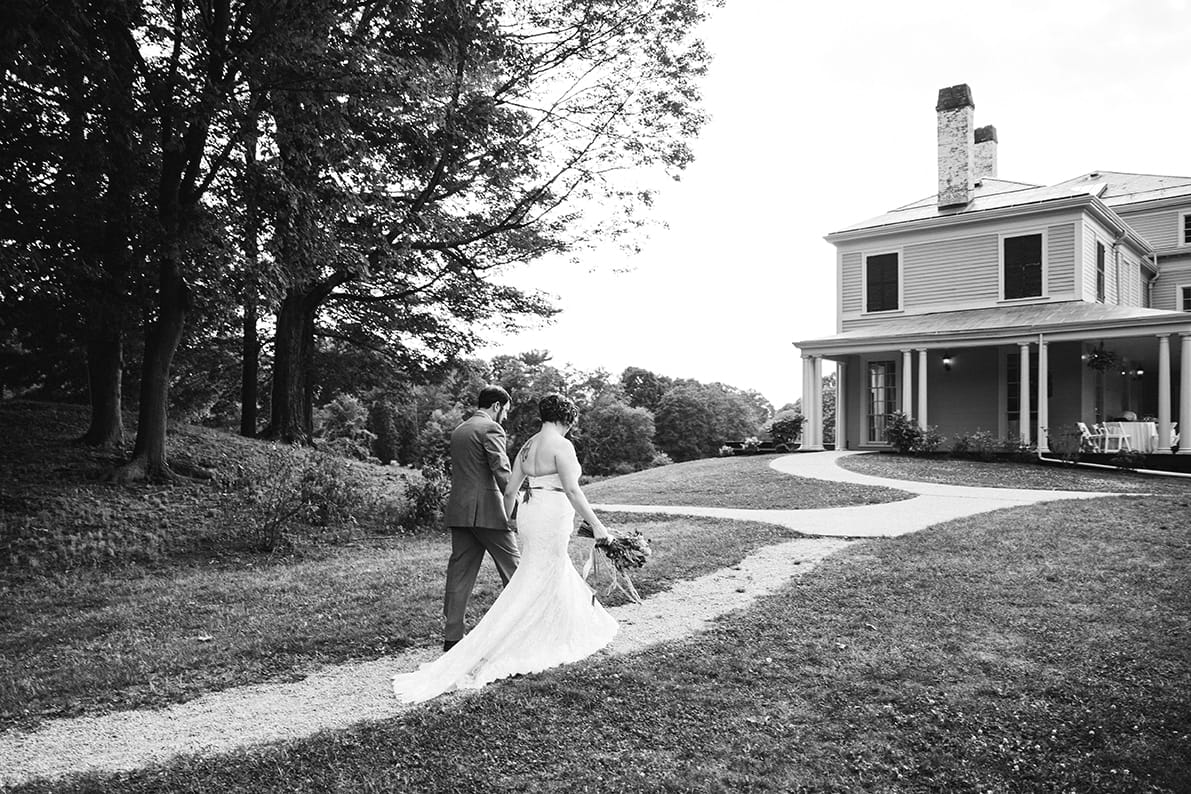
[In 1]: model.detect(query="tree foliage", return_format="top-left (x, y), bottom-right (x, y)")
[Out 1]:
top-left (2, 0), bottom-right (713, 479)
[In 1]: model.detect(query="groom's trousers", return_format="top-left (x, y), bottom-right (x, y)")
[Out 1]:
top-left (443, 526), bottom-right (520, 643)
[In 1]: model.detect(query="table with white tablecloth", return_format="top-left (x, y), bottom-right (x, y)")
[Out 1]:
top-left (1115, 421), bottom-right (1158, 453)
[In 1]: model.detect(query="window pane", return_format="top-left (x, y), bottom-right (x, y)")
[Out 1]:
top-left (1183, 214), bottom-right (1191, 244)
top-left (866, 253), bottom-right (899, 312)
top-left (1182, 286), bottom-right (1191, 312)
top-left (1004, 234), bottom-right (1042, 299)
top-left (1096, 242), bottom-right (1105, 302)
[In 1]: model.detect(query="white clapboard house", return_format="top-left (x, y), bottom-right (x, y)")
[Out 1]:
top-left (795, 84), bottom-right (1191, 455)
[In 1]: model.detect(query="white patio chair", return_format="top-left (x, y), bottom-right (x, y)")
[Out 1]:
top-left (1171, 421), bottom-right (1180, 450)
top-left (1101, 421), bottom-right (1133, 453)
top-left (1076, 422), bottom-right (1104, 453)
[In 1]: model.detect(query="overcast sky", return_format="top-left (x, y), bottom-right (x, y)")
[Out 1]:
top-left (478, 0), bottom-right (1190, 409)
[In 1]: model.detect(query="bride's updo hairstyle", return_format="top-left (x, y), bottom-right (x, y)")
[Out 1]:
top-left (539, 393), bottom-right (578, 426)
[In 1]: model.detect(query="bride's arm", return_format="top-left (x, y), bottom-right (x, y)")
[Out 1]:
top-left (503, 447), bottom-right (527, 529)
top-left (555, 441), bottom-right (610, 541)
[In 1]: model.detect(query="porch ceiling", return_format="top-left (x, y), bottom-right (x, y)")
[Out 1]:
top-left (796, 301), bottom-right (1191, 355)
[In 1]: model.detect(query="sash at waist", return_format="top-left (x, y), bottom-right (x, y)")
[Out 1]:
top-left (523, 483), bottom-right (565, 502)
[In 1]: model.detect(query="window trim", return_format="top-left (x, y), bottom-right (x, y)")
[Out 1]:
top-left (1179, 283), bottom-right (1191, 312)
top-left (861, 248), bottom-right (903, 315)
top-left (998, 228), bottom-right (1049, 302)
top-left (1180, 211), bottom-right (1191, 247)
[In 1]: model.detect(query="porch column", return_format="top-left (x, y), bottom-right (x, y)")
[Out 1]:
top-left (801, 355), bottom-right (812, 447)
top-left (1180, 333), bottom-right (1191, 455)
top-left (1037, 338), bottom-right (1049, 453)
top-left (835, 362), bottom-right (846, 451)
top-left (917, 349), bottom-right (928, 429)
top-left (1018, 342), bottom-right (1031, 447)
top-left (1158, 334), bottom-right (1172, 452)
top-left (809, 354), bottom-right (824, 450)
top-left (901, 349), bottom-right (913, 419)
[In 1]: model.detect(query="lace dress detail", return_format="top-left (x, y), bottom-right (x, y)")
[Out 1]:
top-left (393, 473), bottom-right (617, 703)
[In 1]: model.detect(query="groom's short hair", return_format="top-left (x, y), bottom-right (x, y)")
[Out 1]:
top-left (477, 385), bottom-right (511, 408)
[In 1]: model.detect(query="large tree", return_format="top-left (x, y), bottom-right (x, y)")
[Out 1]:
top-left (2, 0), bottom-right (151, 448)
top-left (255, 0), bottom-right (710, 443)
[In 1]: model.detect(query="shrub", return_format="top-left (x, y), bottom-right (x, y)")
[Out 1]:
top-left (225, 447), bottom-right (367, 551)
top-left (315, 394), bottom-right (378, 462)
top-left (718, 445), bottom-right (735, 457)
top-left (1110, 448), bottom-right (1147, 472)
top-left (397, 465), bottom-right (451, 533)
top-left (768, 414), bottom-right (804, 447)
top-left (918, 427), bottom-right (945, 454)
top-left (996, 437), bottom-right (1036, 463)
top-left (951, 429), bottom-right (997, 462)
top-left (649, 452), bottom-right (673, 468)
top-left (1047, 425), bottom-right (1083, 464)
top-left (884, 411), bottom-right (941, 455)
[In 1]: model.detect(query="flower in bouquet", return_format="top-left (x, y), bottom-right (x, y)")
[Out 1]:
top-left (577, 521), bottom-right (652, 603)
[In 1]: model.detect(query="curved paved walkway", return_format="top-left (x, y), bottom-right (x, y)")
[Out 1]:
top-left (593, 450), bottom-right (1116, 537)
top-left (0, 451), bottom-right (1116, 787)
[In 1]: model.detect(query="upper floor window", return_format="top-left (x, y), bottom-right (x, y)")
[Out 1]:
top-left (1095, 241), bottom-right (1106, 302)
top-left (1002, 232), bottom-right (1044, 300)
top-left (1181, 284), bottom-right (1191, 312)
top-left (1181, 211), bottom-right (1191, 246)
top-left (864, 251), bottom-right (900, 313)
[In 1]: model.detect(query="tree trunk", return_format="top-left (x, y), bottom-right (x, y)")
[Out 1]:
top-left (264, 288), bottom-right (315, 444)
top-left (80, 0), bottom-right (138, 449)
top-left (113, 251), bottom-right (190, 481)
top-left (239, 110), bottom-right (260, 437)
top-left (241, 281), bottom-right (259, 436)
top-left (79, 298), bottom-right (124, 448)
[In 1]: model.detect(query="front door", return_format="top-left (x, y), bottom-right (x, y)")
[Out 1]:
top-left (867, 360), bottom-right (898, 444)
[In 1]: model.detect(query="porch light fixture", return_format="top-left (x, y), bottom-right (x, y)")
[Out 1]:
top-left (942, 352), bottom-right (953, 371)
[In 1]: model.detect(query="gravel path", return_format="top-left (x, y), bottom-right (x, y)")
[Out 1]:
top-left (0, 537), bottom-right (850, 787)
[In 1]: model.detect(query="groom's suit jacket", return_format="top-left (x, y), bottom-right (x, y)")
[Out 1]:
top-left (444, 410), bottom-right (512, 530)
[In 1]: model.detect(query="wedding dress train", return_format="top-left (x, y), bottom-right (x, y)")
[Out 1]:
top-left (393, 474), bottom-right (617, 703)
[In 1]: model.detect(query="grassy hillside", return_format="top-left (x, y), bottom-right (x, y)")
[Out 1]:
top-left (0, 401), bottom-right (414, 572)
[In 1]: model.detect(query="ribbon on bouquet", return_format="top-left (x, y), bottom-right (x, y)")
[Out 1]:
top-left (582, 543), bottom-right (643, 604)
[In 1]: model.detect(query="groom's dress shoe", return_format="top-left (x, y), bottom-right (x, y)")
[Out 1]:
top-left (443, 639), bottom-right (459, 652)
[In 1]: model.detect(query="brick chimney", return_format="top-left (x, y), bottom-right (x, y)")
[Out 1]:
top-left (974, 124), bottom-right (998, 180)
top-left (936, 84), bottom-right (974, 207)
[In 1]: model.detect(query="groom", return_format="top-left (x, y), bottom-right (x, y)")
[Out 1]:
top-left (441, 385), bottom-right (520, 652)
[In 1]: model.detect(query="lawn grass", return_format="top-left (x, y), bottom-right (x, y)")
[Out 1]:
top-left (17, 495), bottom-right (1189, 793)
top-left (0, 513), bottom-right (809, 732)
top-left (584, 453), bottom-right (912, 508)
top-left (5, 401), bottom-right (1190, 790)
top-left (839, 451), bottom-right (1191, 494)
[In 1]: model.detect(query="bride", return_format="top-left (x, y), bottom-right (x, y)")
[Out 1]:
top-left (393, 393), bottom-right (618, 703)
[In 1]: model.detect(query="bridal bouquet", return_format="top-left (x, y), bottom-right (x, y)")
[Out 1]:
top-left (577, 521), bottom-right (651, 604)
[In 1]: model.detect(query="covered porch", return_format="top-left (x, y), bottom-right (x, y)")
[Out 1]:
top-left (795, 303), bottom-right (1191, 456)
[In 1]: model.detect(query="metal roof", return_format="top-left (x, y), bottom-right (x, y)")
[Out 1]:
top-left (832, 172), bottom-right (1191, 236)
top-left (796, 301), bottom-right (1191, 352)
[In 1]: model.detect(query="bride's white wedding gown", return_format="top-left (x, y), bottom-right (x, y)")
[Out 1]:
top-left (392, 474), bottom-right (618, 703)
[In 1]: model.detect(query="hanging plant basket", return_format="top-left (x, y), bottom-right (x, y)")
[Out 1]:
top-left (1086, 343), bottom-right (1120, 372)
